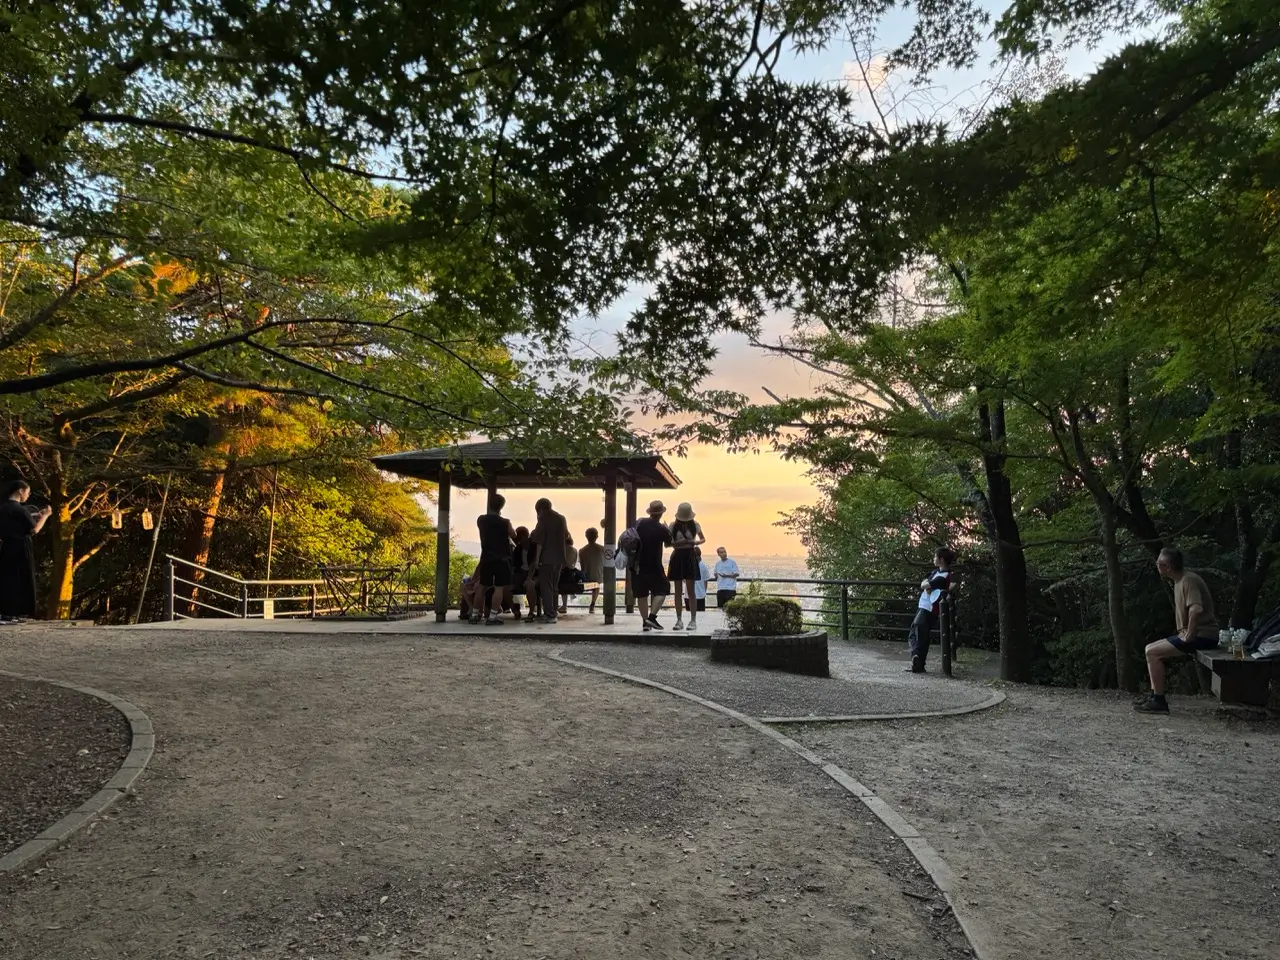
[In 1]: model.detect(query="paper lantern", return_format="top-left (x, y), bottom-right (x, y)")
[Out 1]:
top-left (111, 508), bottom-right (123, 530)
top-left (141, 509), bottom-right (154, 531)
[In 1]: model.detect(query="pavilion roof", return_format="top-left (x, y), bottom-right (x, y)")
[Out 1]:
top-left (373, 440), bottom-right (681, 489)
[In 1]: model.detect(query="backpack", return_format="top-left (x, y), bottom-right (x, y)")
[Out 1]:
top-left (616, 525), bottom-right (641, 572)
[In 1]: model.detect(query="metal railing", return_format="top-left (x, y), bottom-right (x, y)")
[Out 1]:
top-left (728, 577), bottom-right (960, 677)
top-left (163, 556), bottom-right (434, 621)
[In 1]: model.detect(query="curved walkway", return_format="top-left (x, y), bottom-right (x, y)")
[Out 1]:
top-left (0, 672), bottom-right (154, 873)
top-left (0, 627), bottom-right (974, 960)
top-left (561, 640), bottom-right (1004, 721)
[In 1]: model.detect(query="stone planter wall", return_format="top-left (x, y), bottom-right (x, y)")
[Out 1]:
top-left (709, 629), bottom-right (829, 677)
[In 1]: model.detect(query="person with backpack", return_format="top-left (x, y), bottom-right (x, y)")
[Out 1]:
top-left (633, 500), bottom-right (672, 631)
top-left (667, 502), bottom-right (705, 631)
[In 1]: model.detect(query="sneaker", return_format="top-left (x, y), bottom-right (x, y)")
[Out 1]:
top-left (688, 617), bottom-right (697, 631)
top-left (469, 613), bottom-right (481, 625)
top-left (1134, 695), bottom-right (1169, 714)
top-left (910, 655), bottom-right (925, 674)
top-left (540, 616), bottom-right (558, 625)
top-left (646, 615), bottom-right (664, 631)
top-left (643, 620), bottom-right (653, 632)
top-left (673, 618), bottom-right (684, 631)
top-left (485, 614), bottom-right (504, 625)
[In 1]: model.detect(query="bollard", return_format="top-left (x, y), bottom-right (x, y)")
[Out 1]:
top-left (164, 559), bottom-right (175, 621)
top-left (840, 584), bottom-right (849, 643)
top-left (940, 595), bottom-right (952, 677)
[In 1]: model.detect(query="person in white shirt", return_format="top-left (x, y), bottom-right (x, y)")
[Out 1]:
top-left (713, 546), bottom-right (740, 607)
top-left (694, 557), bottom-right (711, 612)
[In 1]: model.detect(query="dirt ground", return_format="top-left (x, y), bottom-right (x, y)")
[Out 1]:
top-left (0, 628), bottom-right (968, 960)
top-left (794, 686), bottom-right (1280, 960)
top-left (0, 675), bottom-right (131, 855)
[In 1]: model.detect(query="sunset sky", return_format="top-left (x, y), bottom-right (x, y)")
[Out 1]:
top-left (449, 7), bottom-right (1144, 558)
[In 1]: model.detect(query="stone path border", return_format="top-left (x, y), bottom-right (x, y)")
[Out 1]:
top-left (760, 689), bottom-right (1006, 724)
top-left (549, 646), bottom-right (998, 960)
top-left (0, 671), bottom-right (154, 874)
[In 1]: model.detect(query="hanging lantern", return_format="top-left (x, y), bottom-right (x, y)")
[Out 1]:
top-left (111, 508), bottom-right (123, 530)
top-left (141, 509), bottom-right (154, 531)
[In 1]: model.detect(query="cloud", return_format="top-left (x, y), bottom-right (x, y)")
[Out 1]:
top-left (842, 55), bottom-right (891, 95)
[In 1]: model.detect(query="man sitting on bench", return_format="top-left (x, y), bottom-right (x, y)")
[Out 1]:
top-left (1135, 546), bottom-right (1220, 714)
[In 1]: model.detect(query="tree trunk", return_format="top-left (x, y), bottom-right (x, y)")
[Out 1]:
top-left (979, 395), bottom-right (1033, 682)
top-left (182, 467), bottom-right (227, 613)
top-left (43, 500), bottom-right (76, 620)
top-left (1099, 506), bottom-right (1137, 690)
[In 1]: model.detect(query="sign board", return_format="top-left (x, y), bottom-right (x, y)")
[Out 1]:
top-left (262, 599), bottom-right (275, 620)
top-left (602, 544), bottom-right (617, 561)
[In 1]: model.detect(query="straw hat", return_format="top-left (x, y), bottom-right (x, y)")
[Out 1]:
top-left (646, 499), bottom-right (666, 516)
top-left (675, 502), bottom-right (695, 521)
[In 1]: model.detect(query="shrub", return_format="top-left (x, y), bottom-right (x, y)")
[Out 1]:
top-left (724, 595), bottom-right (804, 636)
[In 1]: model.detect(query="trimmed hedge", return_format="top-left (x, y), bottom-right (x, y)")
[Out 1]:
top-left (723, 595), bottom-right (803, 636)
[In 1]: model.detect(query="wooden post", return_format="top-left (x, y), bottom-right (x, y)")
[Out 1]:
top-left (603, 469), bottom-right (617, 625)
top-left (309, 583), bottom-right (318, 619)
top-left (164, 558), bottom-right (175, 621)
top-left (486, 472), bottom-right (498, 505)
top-left (940, 594), bottom-right (953, 677)
top-left (434, 469), bottom-right (451, 622)
top-left (624, 482), bottom-right (638, 614)
top-left (240, 583), bottom-right (249, 618)
top-left (840, 583), bottom-right (849, 643)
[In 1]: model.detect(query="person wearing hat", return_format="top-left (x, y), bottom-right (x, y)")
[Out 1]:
top-left (635, 499), bottom-right (673, 631)
top-left (667, 502), bottom-right (705, 631)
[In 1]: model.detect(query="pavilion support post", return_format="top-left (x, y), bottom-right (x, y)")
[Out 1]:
top-left (624, 482), bottom-right (638, 614)
top-left (485, 472), bottom-right (498, 505)
top-left (434, 469), bottom-right (451, 622)
top-left (603, 470), bottom-right (618, 625)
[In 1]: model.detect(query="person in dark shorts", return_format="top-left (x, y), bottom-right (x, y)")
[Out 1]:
top-left (475, 494), bottom-right (515, 625)
top-left (634, 500), bottom-right (672, 632)
top-left (1135, 547), bottom-right (1220, 714)
top-left (667, 502), bottom-right (705, 631)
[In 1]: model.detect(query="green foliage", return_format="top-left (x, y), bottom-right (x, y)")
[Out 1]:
top-left (724, 595), bottom-right (804, 636)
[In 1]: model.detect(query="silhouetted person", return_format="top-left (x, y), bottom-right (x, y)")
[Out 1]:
top-left (0, 480), bottom-right (50, 623)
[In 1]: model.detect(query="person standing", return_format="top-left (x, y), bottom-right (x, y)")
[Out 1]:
top-left (907, 547), bottom-right (956, 673)
top-left (635, 500), bottom-right (672, 631)
top-left (530, 497), bottom-right (568, 624)
top-left (0, 480), bottom-right (50, 623)
top-left (1135, 547), bottom-right (1220, 714)
top-left (559, 533), bottom-right (579, 614)
top-left (508, 525), bottom-right (531, 619)
top-left (694, 555), bottom-right (710, 612)
top-left (713, 546), bottom-right (740, 608)
top-left (474, 494), bottom-right (516, 625)
top-left (666, 502), bottom-right (704, 631)
top-left (578, 527), bottom-right (605, 614)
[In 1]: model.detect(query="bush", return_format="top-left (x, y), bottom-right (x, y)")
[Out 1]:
top-left (724, 595), bottom-right (804, 636)
top-left (1042, 628), bottom-right (1116, 688)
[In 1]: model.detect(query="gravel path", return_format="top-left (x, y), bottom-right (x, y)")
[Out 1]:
top-left (0, 628), bottom-right (970, 959)
top-left (793, 687), bottom-right (1280, 960)
top-left (0, 675), bottom-right (131, 857)
top-left (564, 641), bottom-right (998, 718)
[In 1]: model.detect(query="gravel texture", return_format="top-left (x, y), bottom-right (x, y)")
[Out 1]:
top-left (565, 641), bottom-right (998, 718)
top-left (794, 685), bottom-right (1280, 960)
top-left (0, 627), bottom-right (970, 960)
top-left (0, 675), bottom-right (131, 857)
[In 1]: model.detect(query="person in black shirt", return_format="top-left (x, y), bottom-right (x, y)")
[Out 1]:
top-left (0, 479), bottom-right (51, 622)
top-left (475, 494), bottom-right (516, 625)
top-left (634, 500), bottom-right (673, 631)
top-left (509, 525), bottom-right (531, 619)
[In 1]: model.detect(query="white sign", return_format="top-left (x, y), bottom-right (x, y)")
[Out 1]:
top-left (603, 544), bottom-right (617, 561)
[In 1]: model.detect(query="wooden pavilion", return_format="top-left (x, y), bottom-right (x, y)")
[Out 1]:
top-left (372, 441), bottom-right (681, 623)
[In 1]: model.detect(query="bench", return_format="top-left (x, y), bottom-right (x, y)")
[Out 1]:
top-left (1194, 648), bottom-right (1278, 707)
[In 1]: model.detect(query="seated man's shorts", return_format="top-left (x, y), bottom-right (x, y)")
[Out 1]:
top-left (1167, 633), bottom-right (1219, 653)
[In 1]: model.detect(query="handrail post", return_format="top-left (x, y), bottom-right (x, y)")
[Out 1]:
top-left (240, 584), bottom-right (249, 618)
top-left (941, 594), bottom-right (953, 677)
top-left (164, 559), bottom-right (175, 621)
top-left (840, 583), bottom-right (849, 643)
top-left (310, 584), bottom-right (318, 619)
